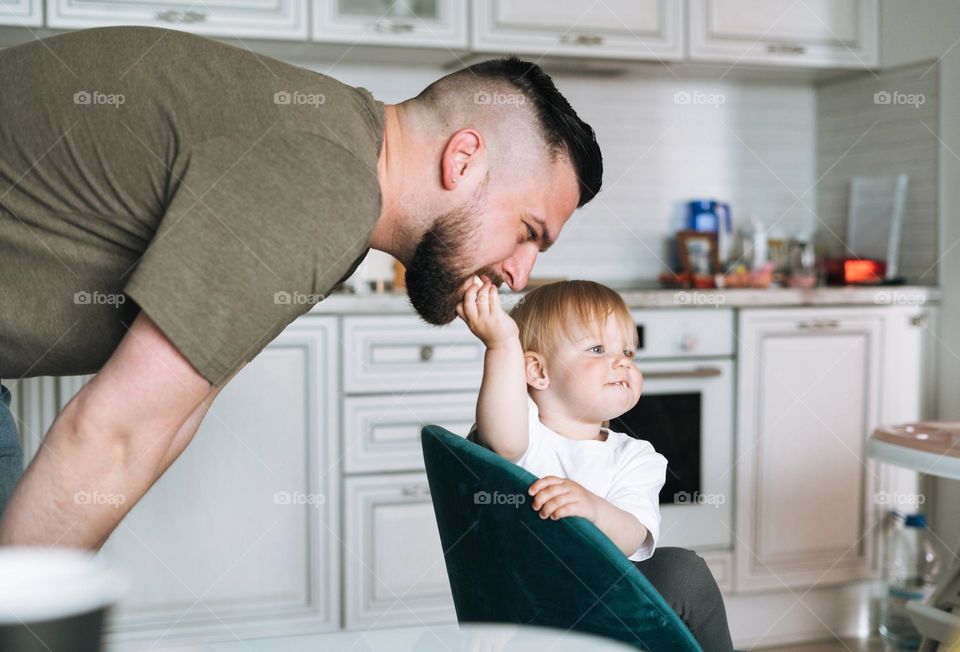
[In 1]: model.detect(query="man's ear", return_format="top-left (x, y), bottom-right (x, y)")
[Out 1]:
top-left (441, 127), bottom-right (483, 190)
top-left (524, 351), bottom-right (548, 390)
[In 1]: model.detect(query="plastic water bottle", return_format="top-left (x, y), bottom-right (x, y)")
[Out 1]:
top-left (879, 512), bottom-right (940, 650)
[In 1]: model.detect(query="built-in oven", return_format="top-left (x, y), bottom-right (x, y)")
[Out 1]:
top-left (610, 308), bottom-right (734, 551)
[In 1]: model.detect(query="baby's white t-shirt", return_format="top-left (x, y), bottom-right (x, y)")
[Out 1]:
top-left (471, 395), bottom-right (667, 562)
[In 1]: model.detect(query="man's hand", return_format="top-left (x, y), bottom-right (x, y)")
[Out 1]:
top-left (456, 275), bottom-right (519, 349)
top-left (529, 476), bottom-right (600, 523)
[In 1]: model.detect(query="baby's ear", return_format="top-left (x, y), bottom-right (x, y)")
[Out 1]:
top-left (524, 351), bottom-right (548, 389)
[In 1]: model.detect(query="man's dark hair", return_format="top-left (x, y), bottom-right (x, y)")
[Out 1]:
top-left (461, 57), bottom-right (603, 207)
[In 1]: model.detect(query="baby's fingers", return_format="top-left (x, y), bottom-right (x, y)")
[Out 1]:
top-left (462, 277), bottom-right (481, 322)
top-left (480, 282), bottom-right (497, 316)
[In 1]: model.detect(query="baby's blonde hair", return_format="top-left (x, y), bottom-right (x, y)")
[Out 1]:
top-left (509, 280), bottom-right (638, 356)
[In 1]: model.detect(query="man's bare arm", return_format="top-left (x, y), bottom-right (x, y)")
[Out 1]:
top-left (0, 311), bottom-right (237, 550)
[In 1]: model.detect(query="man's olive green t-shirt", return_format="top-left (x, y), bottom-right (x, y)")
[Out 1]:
top-left (0, 26), bottom-right (384, 385)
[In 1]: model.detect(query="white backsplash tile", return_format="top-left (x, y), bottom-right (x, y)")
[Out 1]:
top-left (294, 60), bottom-right (820, 285)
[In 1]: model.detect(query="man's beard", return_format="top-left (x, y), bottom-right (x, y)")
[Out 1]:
top-left (405, 206), bottom-right (502, 326)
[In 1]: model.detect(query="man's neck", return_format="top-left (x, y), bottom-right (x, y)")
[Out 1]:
top-left (371, 103), bottom-right (412, 264)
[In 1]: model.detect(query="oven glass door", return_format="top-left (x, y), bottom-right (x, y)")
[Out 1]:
top-left (610, 358), bottom-right (734, 550)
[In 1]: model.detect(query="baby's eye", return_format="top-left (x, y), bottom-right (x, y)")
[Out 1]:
top-left (589, 345), bottom-right (604, 354)
top-left (624, 350), bottom-right (635, 358)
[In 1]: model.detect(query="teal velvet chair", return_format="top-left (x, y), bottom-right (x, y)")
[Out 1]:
top-left (421, 424), bottom-right (703, 652)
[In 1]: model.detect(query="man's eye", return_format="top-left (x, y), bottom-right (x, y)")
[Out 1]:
top-left (526, 224), bottom-right (537, 241)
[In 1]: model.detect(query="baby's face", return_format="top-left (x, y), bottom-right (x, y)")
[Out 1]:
top-left (539, 314), bottom-right (643, 423)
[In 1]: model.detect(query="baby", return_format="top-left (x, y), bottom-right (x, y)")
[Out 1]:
top-left (458, 277), bottom-right (664, 561)
top-left (457, 277), bottom-right (733, 651)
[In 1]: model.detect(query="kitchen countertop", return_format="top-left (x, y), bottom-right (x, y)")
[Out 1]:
top-left (308, 285), bottom-right (939, 315)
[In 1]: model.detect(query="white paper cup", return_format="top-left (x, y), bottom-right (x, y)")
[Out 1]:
top-left (0, 547), bottom-right (126, 652)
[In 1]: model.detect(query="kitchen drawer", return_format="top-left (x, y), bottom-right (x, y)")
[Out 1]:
top-left (630, 308), bottom-right (734, 358)
top-left (342, 315), bottom-right (484, 393)
top-left (343, 392), bottom-right (475, 474)
top-left (343, 473), bottom-right (456, 629)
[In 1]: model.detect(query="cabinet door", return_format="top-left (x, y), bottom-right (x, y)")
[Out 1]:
top-left (689, 0), bottom-right (878, 69)
top-left (312, 0), bottom-right (467, 49)
top-left (735, 308), bottom-right (884, 591)
top-left (0, 0), bottom-right (42, 26)
top-left (42, 317), bottom-right (342, 644)
top-left (343, 473), bottom-right (456, 629)
top-left (47, 0), bottom-right (308, 40)
top-left (471, 0), bottom-right (683, 61)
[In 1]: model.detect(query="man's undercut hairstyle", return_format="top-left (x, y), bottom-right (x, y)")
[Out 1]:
top-left (415, 56), bottom-right (603, 207)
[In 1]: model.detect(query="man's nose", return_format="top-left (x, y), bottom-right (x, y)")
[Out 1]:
top-left (502, 251), bottom-right (536, 291)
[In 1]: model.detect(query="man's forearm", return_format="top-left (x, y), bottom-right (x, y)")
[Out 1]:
top-left (0, 384), bottom-right (217, 550)
top-left (476, 341), bottom-right (528, 461)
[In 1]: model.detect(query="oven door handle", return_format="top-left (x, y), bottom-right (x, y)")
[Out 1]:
top-left (641, 366), bottom-right (723, 379)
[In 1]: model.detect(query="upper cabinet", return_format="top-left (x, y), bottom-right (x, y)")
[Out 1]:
top-left (46, 0), bottom-right (309, 40)
top-left (312, 0), bottom-right (467, 49)
top-left (471, 0), bottom-right (684, 61)
top-left (10, 0), bottom-right (878, 69)
top-left (0, 0), bottom-right (42, 27)
top-left (688, 0), bottom-right (878, 69)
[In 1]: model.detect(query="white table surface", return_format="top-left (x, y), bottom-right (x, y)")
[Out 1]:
top-left (138, 623), bottom-right (638, 652)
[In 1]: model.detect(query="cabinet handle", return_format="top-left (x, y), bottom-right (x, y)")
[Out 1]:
top-left (401, 484), bottom-right (431, 497)
top-left (419, 345), bottom-right (434, 362)
top-left (372, 18), bottom-right (415, 33)
top-left (911, 314), bottom-right (927, 327)
top-left (797, 319), bottom-right (839, 330)
top-left (642, 366), bottom-right (723, 380)
top-left (155, 9), bottom-right (207, 23)
top-left (766, 42), bottom-right (806, 55)
top-left (560, 33), bottom-right (605, 46)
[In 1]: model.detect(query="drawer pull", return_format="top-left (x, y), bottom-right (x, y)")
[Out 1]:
top-left (911, 314), bottom-right (927, 327)
top-left (155, 9), bottom-right (206, 23)
top-left (766, 42), bottom-right (806, 55)
top-left (401, 484), bottom-right (431, 497)
top-left (419, 345), bottom-right (434, 362)
top-left (372, 18), bottom-right (415, 33)
top-left (797, 319), bottom-right (839, 330)
top-left (560, 33), bottom-right (605, 46)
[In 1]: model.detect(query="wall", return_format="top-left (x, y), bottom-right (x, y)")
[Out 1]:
top-left (880, 0), bottom-right (960, 565)
top-left (816, 62), bottom-right (939, 283)
top-left (296, 59), bottom-right (817, 285)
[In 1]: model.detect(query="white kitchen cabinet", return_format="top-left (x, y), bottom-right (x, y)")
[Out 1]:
top-left (471, 0), bottom-right (684, 61)
top-left (734, 306), bottom-right (926, 592)
top-left (46, 0), bottom-right (308, 40)
top-left (341, 314), bottom-right (483, 394)
top-left (0, 0), bottom-right (42, 27)
top-left (343, 472), bottom-right (456, 629)
top-left (342, 391), bottom-right (474, 474)
top-left (312, 0), bottom-right (467, 49)
top-left (33, 316), bottom-right (342, 644)
top-left (688, 0), bottom-right (878, 69)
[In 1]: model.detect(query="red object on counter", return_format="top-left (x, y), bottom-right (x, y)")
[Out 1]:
top-left (824, 257), bottom-right (886, 285)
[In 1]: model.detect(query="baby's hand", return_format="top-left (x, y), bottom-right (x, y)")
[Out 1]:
top-left (529, 476), bottom-right (599, 523)
top-left (456, 275), bottom-right (519, 349)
